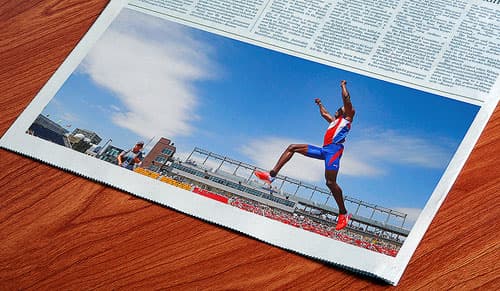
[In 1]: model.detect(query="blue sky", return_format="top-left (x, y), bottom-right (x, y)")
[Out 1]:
top-left (38, 8), bottom-right (479, 225)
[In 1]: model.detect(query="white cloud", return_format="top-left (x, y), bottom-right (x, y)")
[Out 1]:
top-left (47, 98), bottom-right (80, 124)
top-left (110, 105), bottom-right (121, 112)
top-left (80, 9), bottom-right (216, 139)
top-left (350, 129), bottom-right (452, 169)
top-left (61, 112), bottom-right (79, 123)
top-left (393, 207), bottom-right (422, 227)
top-left (341, 129), bottom-right (453, 177)
top-left (339, 154), bottom-right (383, 176)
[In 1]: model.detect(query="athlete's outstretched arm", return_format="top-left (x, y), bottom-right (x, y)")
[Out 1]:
top-left (315, 98), bottom-right (334, 123)
top-left (340, 80), bottom-right (355, 121)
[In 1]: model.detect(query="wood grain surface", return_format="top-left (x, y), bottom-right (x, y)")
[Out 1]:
top-left (1, 1), bottom-right (499, 289)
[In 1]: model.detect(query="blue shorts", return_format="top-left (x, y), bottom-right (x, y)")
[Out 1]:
top-left (305, 144), bottom-right (344, 171)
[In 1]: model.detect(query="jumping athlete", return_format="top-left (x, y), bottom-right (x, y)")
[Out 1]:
top-left (254, 80), bottom-right (355, 231)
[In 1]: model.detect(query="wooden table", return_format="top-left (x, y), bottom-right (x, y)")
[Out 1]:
top-left (1, 1), bottom-right (499, 289)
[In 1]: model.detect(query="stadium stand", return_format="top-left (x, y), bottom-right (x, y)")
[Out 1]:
top-left (134, 167), bottom-right (160, 179)
top-left (135, 167), bottom-right (192, 190)
top-left (131, 145), bottom-right (407, 257)
top-left (159, 176), bottom-right (192, 191)
top-left (227, 195), bottom-right (399, 256)
top-left (192, 187), bottom-right (228, 203)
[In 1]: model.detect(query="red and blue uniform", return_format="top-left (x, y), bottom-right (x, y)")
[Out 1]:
top-left (306, 117), bottom-right (351, 171)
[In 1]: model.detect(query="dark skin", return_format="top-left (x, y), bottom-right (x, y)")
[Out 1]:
top-left (269, 80), bottom-right (355, 214)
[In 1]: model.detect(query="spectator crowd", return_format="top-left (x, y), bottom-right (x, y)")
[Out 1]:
top-left (228, 195), bottom-right (400, 257)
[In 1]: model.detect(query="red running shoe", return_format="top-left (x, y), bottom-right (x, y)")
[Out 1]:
top-left (335, 213), bottom-right (352, 231)
top-left (254, 170), bottom-right (274, 184)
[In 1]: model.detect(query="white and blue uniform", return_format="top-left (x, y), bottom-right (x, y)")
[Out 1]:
top-left (120, 149), bottom-right (143, 170)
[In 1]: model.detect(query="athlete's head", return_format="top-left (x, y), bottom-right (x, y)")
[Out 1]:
top-left (334, 106), bottom-right (345, 119)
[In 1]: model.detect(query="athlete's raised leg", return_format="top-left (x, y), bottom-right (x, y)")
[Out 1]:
top-left (254, 144), bottom-right (310, 184)
top-left (270, 144), bottom-right (309, 177)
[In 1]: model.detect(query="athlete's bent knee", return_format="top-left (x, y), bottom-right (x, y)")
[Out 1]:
top-left (287, 144), bottom-right (300, 152)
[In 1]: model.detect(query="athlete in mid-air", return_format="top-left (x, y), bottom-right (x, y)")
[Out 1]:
top-left (255, 80), bottom-right (355, 231)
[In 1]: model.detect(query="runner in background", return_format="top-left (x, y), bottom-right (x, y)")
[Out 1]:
top-left (118, 141), bottom-right (144, 170)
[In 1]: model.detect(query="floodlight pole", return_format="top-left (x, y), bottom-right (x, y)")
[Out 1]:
top-left (279, 179), bottom-right (285, 190)
top-left (247, 167), bottom-right (256, 182)
top-left (233, 162), bottom-right (242, 175)
top-left (216, 157), bottom-right (226, 172)
top-left (294, 183), bottom-right (301, 196)
top-left (308, 186), bottom-right (316, 200)
top-left (186, 148), bottom-right (195, 162)
top-left (385, 211), bottom-right (392, 224)
top-left (202, 152), bottom-right (210, 165)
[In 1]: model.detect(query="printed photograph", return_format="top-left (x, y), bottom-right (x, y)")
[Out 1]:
top-left (26, 8), bottom-right (480, 257)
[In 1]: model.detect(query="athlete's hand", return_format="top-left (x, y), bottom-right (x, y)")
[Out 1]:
top-left (341, 80), bottom-right (347, 86)
top-left (314, 98), bottom-right (322, 105)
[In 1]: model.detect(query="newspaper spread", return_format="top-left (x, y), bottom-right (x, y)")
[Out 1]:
top-left (1, 0), bottom-right (499, 285)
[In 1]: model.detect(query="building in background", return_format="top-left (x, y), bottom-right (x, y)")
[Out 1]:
top-left (70, 128), bottom-right (102, 145)
top-left (65, 128), bottom-right (102, 153)
top-left (98, 144), bottom-right (125, 165)
top-left (27, 114), bottom-right (71, 147)
top-left (85, 145), bottom-right (102, 157)
top-left (71, 138), bottom-right (93, 153)
top-left (141, 137), bottom-right (176, 172)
